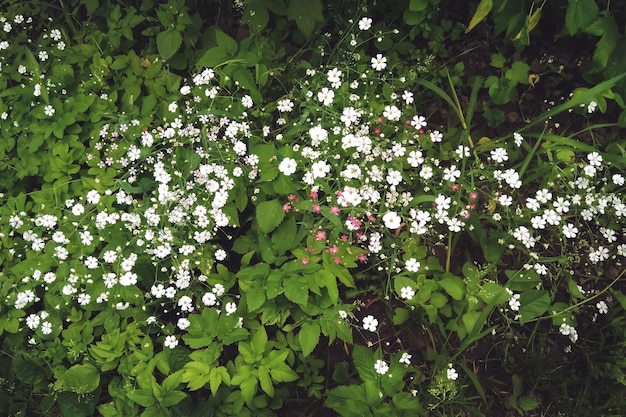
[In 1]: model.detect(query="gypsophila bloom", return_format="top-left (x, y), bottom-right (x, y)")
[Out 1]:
top-left (447, 365), bottom-right (459, 381)
top-left (362, 315), bottom-right (378, 332)
top-left (405, 258), bottom-right (420, 272)
top-left (164, 335), bottom-right (178, 349)
top-left (382, 211), bottom-right (401, 229)
top-left (241, 95), bottom-right (253, 108)
top-left (399, 352), bottom-right (412, 364)
top-left (402, 90), bottom-right (414, 104)
top-left (317, 87), bottom-right (335, 106)
top-left (374, 359), bottom-right (389, 375)
top-left (44, 105), bottom-right (55, 116)
top-left (596, 300), bottom-right (609, 314)
top-left (358, 17), bottom-right (372, 30)
top-left (400, 286), bottom-right (415, 300)
top-left (371, 54), bottom-right (387, 71)
top-left (490, 148), bottom-right (508, 163)
top-left (278, 157), bottom-right (297, 176)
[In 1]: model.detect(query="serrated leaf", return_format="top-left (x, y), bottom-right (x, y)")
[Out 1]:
top-left (566, 0), bottom-right (599, 35)
top-left (156, 29), bottom-right (182, 61)
top-left (299, 321), bottom-right (320, 357)
top-left (284, 275), bottom-right (309, 305)
top-left (519, 290), bottom-right (551, 324)
top-left (256, 199), bottom-right (285, 233)
top-left (58, 364), bottom-right (100, 394)
top-left (127, 388), bottom-right (155, 407)
top-left (352, 345), bottom-right (377, 383)
top-left (466, 0), bottom-right (492, 33)
top-left (439, 275), bottom-right (465, 300)
top-left (258, 365), bottom-right (274, 397)
top-left (286, 0), bottom-right (324, 39)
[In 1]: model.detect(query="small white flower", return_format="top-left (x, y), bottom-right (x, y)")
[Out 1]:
top-left (358, 17), bottom-right (372, 31)
top-left (382, 211), bottom-right (402, 229)
top-left (447, 365), bottom-right (459, 381)
top-left (164, 335), bottom-right (178, 349)
top-left (44, 105), bottom-right (55, 117)
top-left (317, 87), bottom-right (335, 106)
top-left (278, 157), bottom-right (297, 176)
top-left (241, 95), bottom-right (253, 108)
top-left (596, 300), bottom-right (608, 314)
top-left (362, 315), bottom-right (378, 332)
top-left (400, 286), bottom-right (415, 300)
top-left (168, 102), bottom-right (178, 112)
top-left (399, 352), bottom-right (412, 364)
top-left (402, 90), bottom-right (414, 104)
top-left (225, 301), bottom-right (237, 315)
top-left (374, 359), bottom-right (389, 375)
top-left (371, 54), bottom-right (387, 71)
top-left (405, 258), bottom-right (420, 272)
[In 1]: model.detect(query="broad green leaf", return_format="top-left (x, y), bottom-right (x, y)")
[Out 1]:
top-left (409, 0), bottom-right (428, 12)
top-left (156, 29), bottom-right (182, 61)
top-left (519, 290), bottom-right (551, 324)
top-left (58, 364), bottom-right (100, 394)
top-left (462, 311), bottom-right (481, 335)
top-left (286, 0), bottom-right (324, 40)
top-left (519, 395), bottom-right (540, 411)
top-left (258, 365), bottom-right (274, 397)
top-left (566, 0), bottom-right (599, 35)
top-left (352, 345), bottom-right (377, 383)
top-left (439, 275), bottom-right (465, 300)
top-left (215, 30), bottom-right (238, 55)
top-left (256, 199), bottom-right (285, 233)
top-left (250, 327), bottom-right (268, 356)
top-left (272, 217), bottom-right (297, 254)
top-left (283, 275), bottom-right (309, 305)
top-left (127, 388), bottom-right (155, 407)
top-left (269, 362), bottom-right (299, 382)
top-left (478, 282), bottom-right (509, 304)
top-left (592, 15), bottom-right (618, 71)
top-left (299, 321), bottom-right (320, 357)
top-left (466, 0), bottom-right (492, 33)
top-left (239, 375), bottom-right (258, 404)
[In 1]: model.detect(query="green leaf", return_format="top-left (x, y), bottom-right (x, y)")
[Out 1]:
top-left (250, 327), bottom-right (268, 356)
top-left (478, 282), bottom-right (509, 304)
top-left (519, 290), bottom-right (551, 324)
top-left (215, 30), bottom-right (238, 56)
top-left (299, 321), bottom-right (320, 357)
top-left (283, 275), bottom-right (309, 305)
top-left (439, 275), bottom-right (465, 300)
top-left (592, 15), bottom-right (618, 71)
top-left (519, 395), bottom-right (539, 411)
top-left (239, 375), bottom-right (258, 404)
top-left (269, 363), bottom-right (298, 382)
top-left (466, 0), bottom-right (492, 33)
top-left (258, 365), bottom-right (274, 397)
top-left (160, 390), bottom-right (187, 407)
top-left (409, 0), bottom-right (428, 12)
top-left (58, 364), bottom-right (100, 394)
top-left (157, 29), bottom-right (183, 61)
top-left (566, 0), bottom-right (599, 35)
top-left (352, 345), bottom-right (377, 383)
top-left (286, 0), bottom-right (324, 40)
top-left (256, 199), bottom-right (285, 233)
top-left (127, 388), bottom-right (156, 407)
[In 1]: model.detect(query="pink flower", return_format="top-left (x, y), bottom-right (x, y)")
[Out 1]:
top-left (310, 191), bottom-right (318, 199)
top-left (330, 206), bottom-right (340, 215)
top-left (312, 204), bottom-right (321, 213)
top-left (329, 245), bottom-right (338, 254)
top-left (358, 254), bottom-right (368, 263)
top-left (469, 192), bottom-right (478, 200)
top-left (460, 210), bottom-right (470, 219)
top-left (301, 258), bottom-right (309, 265)
top-left (333, 257), bottom-right (341, 264)
top-left (283, 203), bottom-right (291, 213)
top-left (451, 183), bottom-right (459, 191)
top-left (316, 230), bottom-right (326, 241)
top-left (340, 234), bottom-right (349, 242)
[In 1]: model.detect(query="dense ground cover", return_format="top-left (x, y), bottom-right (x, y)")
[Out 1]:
top-left (1, 0), bottom-right (626, 416)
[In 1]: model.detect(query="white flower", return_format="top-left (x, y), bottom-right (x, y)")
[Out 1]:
top-left (277, 98), bottom-right (294, 112)
top-left (241, 95), bottom-right (253, 108)
top-left (278, 157), bottom-right (297, 176)
top-left (490, 148), bottom-right (508, 163)
top-left (38, 51), bottom-right (49, 61)
top-left (562, 223), bottom-right (578, 239)
top-left (498, 194), bottom-right (513, 207)
top-left (215, 249), bottom-right (227, 261)
top-left (596, 301), bottom-right (608, 314)
top-left (382, 211), bottom-right (402, 229)
top-left (374, 359), bottom-right (389, 375)
top-left (587, 152), bottom-right (603, 166)
top-left (164, 335), bottom-right (178, 349)
top-left (311, 160), bottom-right (331, 178)
top-left (612, 174), bottom-right (625, 186)
top-left (402, 90), bottom-right (414, 104)
top-left (447, 365), bottom-right (459, 380)
top-left (430, 130), bottom-right (443, 142)
top-left (383, 105), bottom-right (401, 121)
top-left (411, 115), bottom-right (427, 128)
top-left (535, 189), bottom-right (552, 204)
top-left (44, 105), bottom-right (55, 117)
top-left (358, 17), bottom-right (372, 31)
top-left (327, 68), bottom-right (342, 87)
top-left (225, 302), bottom-right (237, 315)
top-left (362, 315), bottom-right (378, 332)
top-left (399, 352), bottom-right (412, 365)
top-left (400, 286), bottom-right (415, 300)
top-left (405, 258), bottom-right (420, 272)
top-left (86, 190), bottom-right (100, 204)
top-left (177, 318), bottom-right (191, 330)
top-left (371, 54), bottom-right (387, 71)
top-left (587, 101), bottom-right (597, 113)
top-left (317, 87), bottom-right (335, 106)
top-left (443, 165), bottom-right (460, 182)
top-left (41, 321), bottom-right (53, 335)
